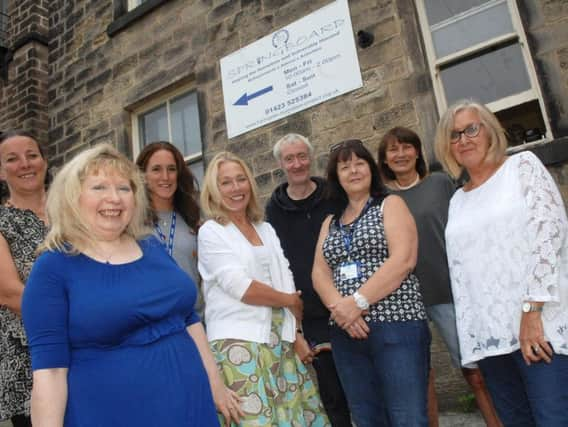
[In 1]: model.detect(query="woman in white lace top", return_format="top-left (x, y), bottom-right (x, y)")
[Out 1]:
top-left (435, 99), bottom-right (568, 427)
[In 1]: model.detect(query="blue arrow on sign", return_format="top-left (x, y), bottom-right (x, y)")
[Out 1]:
top-left (234, 85), bottom-right (274, 106)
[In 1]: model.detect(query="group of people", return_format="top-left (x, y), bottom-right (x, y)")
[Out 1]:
top-left (0, 98), bottom-right (566, 427)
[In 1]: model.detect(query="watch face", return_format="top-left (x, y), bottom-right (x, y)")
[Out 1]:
top-left (522, 302), bottom-right (531, 312)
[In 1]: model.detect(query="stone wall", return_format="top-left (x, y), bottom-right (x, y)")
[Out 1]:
top-left (0, 0), bottom-right (49, 144)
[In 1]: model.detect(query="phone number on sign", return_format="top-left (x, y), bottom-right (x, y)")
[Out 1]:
top-left (265, 92), bottom-right (312, 115)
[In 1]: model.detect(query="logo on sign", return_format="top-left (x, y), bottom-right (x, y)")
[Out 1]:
top-left (272, 29), bottom-right (289, 48)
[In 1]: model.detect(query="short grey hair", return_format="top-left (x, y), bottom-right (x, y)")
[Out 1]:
top-left (272, 133), bottom-right (314, 161)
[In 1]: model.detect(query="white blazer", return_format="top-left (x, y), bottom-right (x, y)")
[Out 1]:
top-left (198, 219), bottom-right (297, 343)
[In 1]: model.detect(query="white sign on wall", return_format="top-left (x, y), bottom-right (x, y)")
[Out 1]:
top-left (220, 0), bottom-right (363, 139)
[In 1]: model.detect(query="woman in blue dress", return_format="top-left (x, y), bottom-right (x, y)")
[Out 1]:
top-left (22, 144), bottom-right (242, 427)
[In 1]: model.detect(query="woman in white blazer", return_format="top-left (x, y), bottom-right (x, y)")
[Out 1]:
top-left (198, 151), bottom-right (329, 427)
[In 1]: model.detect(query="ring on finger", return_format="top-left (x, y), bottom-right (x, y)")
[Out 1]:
top-left (532, 345), bottom-right (540, 353)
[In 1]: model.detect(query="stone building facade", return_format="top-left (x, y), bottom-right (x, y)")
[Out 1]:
top-left (1, 0), bottom-right (568, 410)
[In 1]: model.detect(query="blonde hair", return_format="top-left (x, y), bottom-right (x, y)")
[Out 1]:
top-left (435, 99), bottom-right (508, 178)
top-left (43, 143), bottom-right (150, 253)
top-left (200, 151), bottom-right (263, 225)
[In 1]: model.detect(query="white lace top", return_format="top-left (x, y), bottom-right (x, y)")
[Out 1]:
top-left (446, 151), bottom-right (568, 365)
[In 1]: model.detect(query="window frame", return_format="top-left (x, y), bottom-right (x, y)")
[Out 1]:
top-left (416, 0), bottom-right (552, 143)
top-left (131, 87), bottom-right (204, 176)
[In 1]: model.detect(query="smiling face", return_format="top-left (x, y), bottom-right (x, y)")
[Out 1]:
top-left (384, 140), bottom-right (418, 178)
top-left (79, 170), bottom-right (135, 241)
top-left (0, 135), bottom-right (47, 196)
top-left (337, 152), bottom-right (372, 197)
top-left (279, 140), bottom-right (312, 186)
top-left (217, 161), bottom-right (251, 215)
top-left (450, 109), bottom-right (490, 172)
top-left (143, 149), bottom-right (177, 210)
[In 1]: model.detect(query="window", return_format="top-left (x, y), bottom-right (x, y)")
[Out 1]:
top-left (416, 0), bottom-right (551, 147)
top-left (132, 90), bottom-right (204, 185)
top-left (127, 0), bottom-right (147, 11)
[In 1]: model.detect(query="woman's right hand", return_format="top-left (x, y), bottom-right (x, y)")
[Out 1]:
top-left (344, 315), bottom-right (369, 340)
top-left (286, 290), bottom-right (303, 321)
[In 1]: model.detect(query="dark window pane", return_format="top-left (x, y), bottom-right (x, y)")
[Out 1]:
top-left (431, 2), bottom-right (513, 58)
top-left (170, 92), bottom-right (202, 158)
top-left (440, 43), bottom-right (531, 106)
top-left (139, 104), bottom-right (168, 146)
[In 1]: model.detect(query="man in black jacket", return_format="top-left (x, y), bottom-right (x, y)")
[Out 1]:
top-left (266, 133), bottom-right (351, 426)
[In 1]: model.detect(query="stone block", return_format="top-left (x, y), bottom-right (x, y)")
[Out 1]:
top-left (358, 35), bottom-right (404, 71)
top-left (228, 133), bottom-right (270, 158)
top-left (207, 0), bottom-right (240, 27)
top-left (113, 54), bottom-right (138, 78)
top-left (197, 64), bottom-right (218, 84)
top-left (203, 129), bottom-right (229, 152)
top-left (211, 111), bottom-right (226, 131)
top-left (353, 86), bottom-right (392, 118)
top-left (252, 150), bottom-right (278, 175)
top-left (269, 114), bottom-right (312, 142)
top-left (373, 100), bottom-right (418, 131)
top-left (86, 69), bottom-right (112, 95)
top-left (542, 0), bottom-right (568, 23)
top-left (254, 170), bottom-right (273, 195)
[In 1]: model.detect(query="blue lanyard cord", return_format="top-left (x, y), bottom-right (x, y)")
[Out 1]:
top-left (338, 197), bottom-right (373, 258)
top-left (155, 211), bottom-right (176, 256)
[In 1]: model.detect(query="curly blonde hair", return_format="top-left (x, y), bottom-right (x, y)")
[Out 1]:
top-left (43, 143), bottom-right (150, 253)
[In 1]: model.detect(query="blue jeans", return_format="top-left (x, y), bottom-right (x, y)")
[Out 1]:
top-left (478, 349), bottom-right (568, 427)
top-left (330, 320), bottom-right (430, 427)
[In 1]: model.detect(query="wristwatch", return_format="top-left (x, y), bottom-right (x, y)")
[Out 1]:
top-left (353, 291), bottom-right (370, 310)
top-left (522, 302), bottom-right (543, 313)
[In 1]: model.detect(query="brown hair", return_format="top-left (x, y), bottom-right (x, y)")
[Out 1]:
top-left (136, 141), bottom-right (200, 232)
top-left (377, 127), bottom-right (429, 181)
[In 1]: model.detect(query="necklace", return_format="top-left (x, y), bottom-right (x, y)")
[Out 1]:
top-left (89, 238), bottom-right (126, 264)
top-left (394, 174), bottom-right (420, 190)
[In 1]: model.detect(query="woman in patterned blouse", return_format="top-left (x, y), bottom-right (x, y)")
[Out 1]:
top-left (312, 139), bottom-right (430, 427)
top-left (0, 130), bottom-right (49, 427)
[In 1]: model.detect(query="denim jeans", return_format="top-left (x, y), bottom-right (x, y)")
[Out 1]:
top-left (478, 349), bottom-right (568, 427)
top-left (330, 320), bottom-right (430, 427)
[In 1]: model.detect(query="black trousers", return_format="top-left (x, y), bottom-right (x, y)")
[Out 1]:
top-left (312, 350), bottom-right (352, 427)
top-left (11, 414), bottom-right (32, 427)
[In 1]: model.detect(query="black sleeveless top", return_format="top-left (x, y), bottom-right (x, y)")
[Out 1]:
top-left (323, 198), bottom-right (426, 324)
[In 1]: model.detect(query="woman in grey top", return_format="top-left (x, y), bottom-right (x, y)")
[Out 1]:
top-left (377, 127), bottom-right (501, 427)
top-left (136, 141), bottom-right (204, 317)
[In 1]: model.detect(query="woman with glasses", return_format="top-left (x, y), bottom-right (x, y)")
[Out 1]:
top-left (312, 140), bottom-right (430, 427)
top-left (377, 127), bottom-right (500, 427)
top-left (436, 99), bottom-right (568, 426)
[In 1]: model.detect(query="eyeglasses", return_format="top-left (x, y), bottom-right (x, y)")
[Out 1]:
top-left (450, 123), bottom-right (482, 144)
top-left (329, 140), bottom-right (364, 153)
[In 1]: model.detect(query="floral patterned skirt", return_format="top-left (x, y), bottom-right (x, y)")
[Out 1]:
top-left (210, 309), bottom-right (330, 427)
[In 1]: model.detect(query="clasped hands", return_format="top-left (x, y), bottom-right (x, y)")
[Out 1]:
top-left (328, 295), bottom-right (369, 339)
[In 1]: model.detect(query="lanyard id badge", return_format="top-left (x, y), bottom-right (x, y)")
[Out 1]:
top-left (339, 261), bottom-right (360, 281)
top-left (155, 211), bottom-right (176, 256)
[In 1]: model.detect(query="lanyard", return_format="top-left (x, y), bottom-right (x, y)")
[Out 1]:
top-left (155, 211), bottom-right (176, 256)
top-left (338, 198), bottom-right (372, 259)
